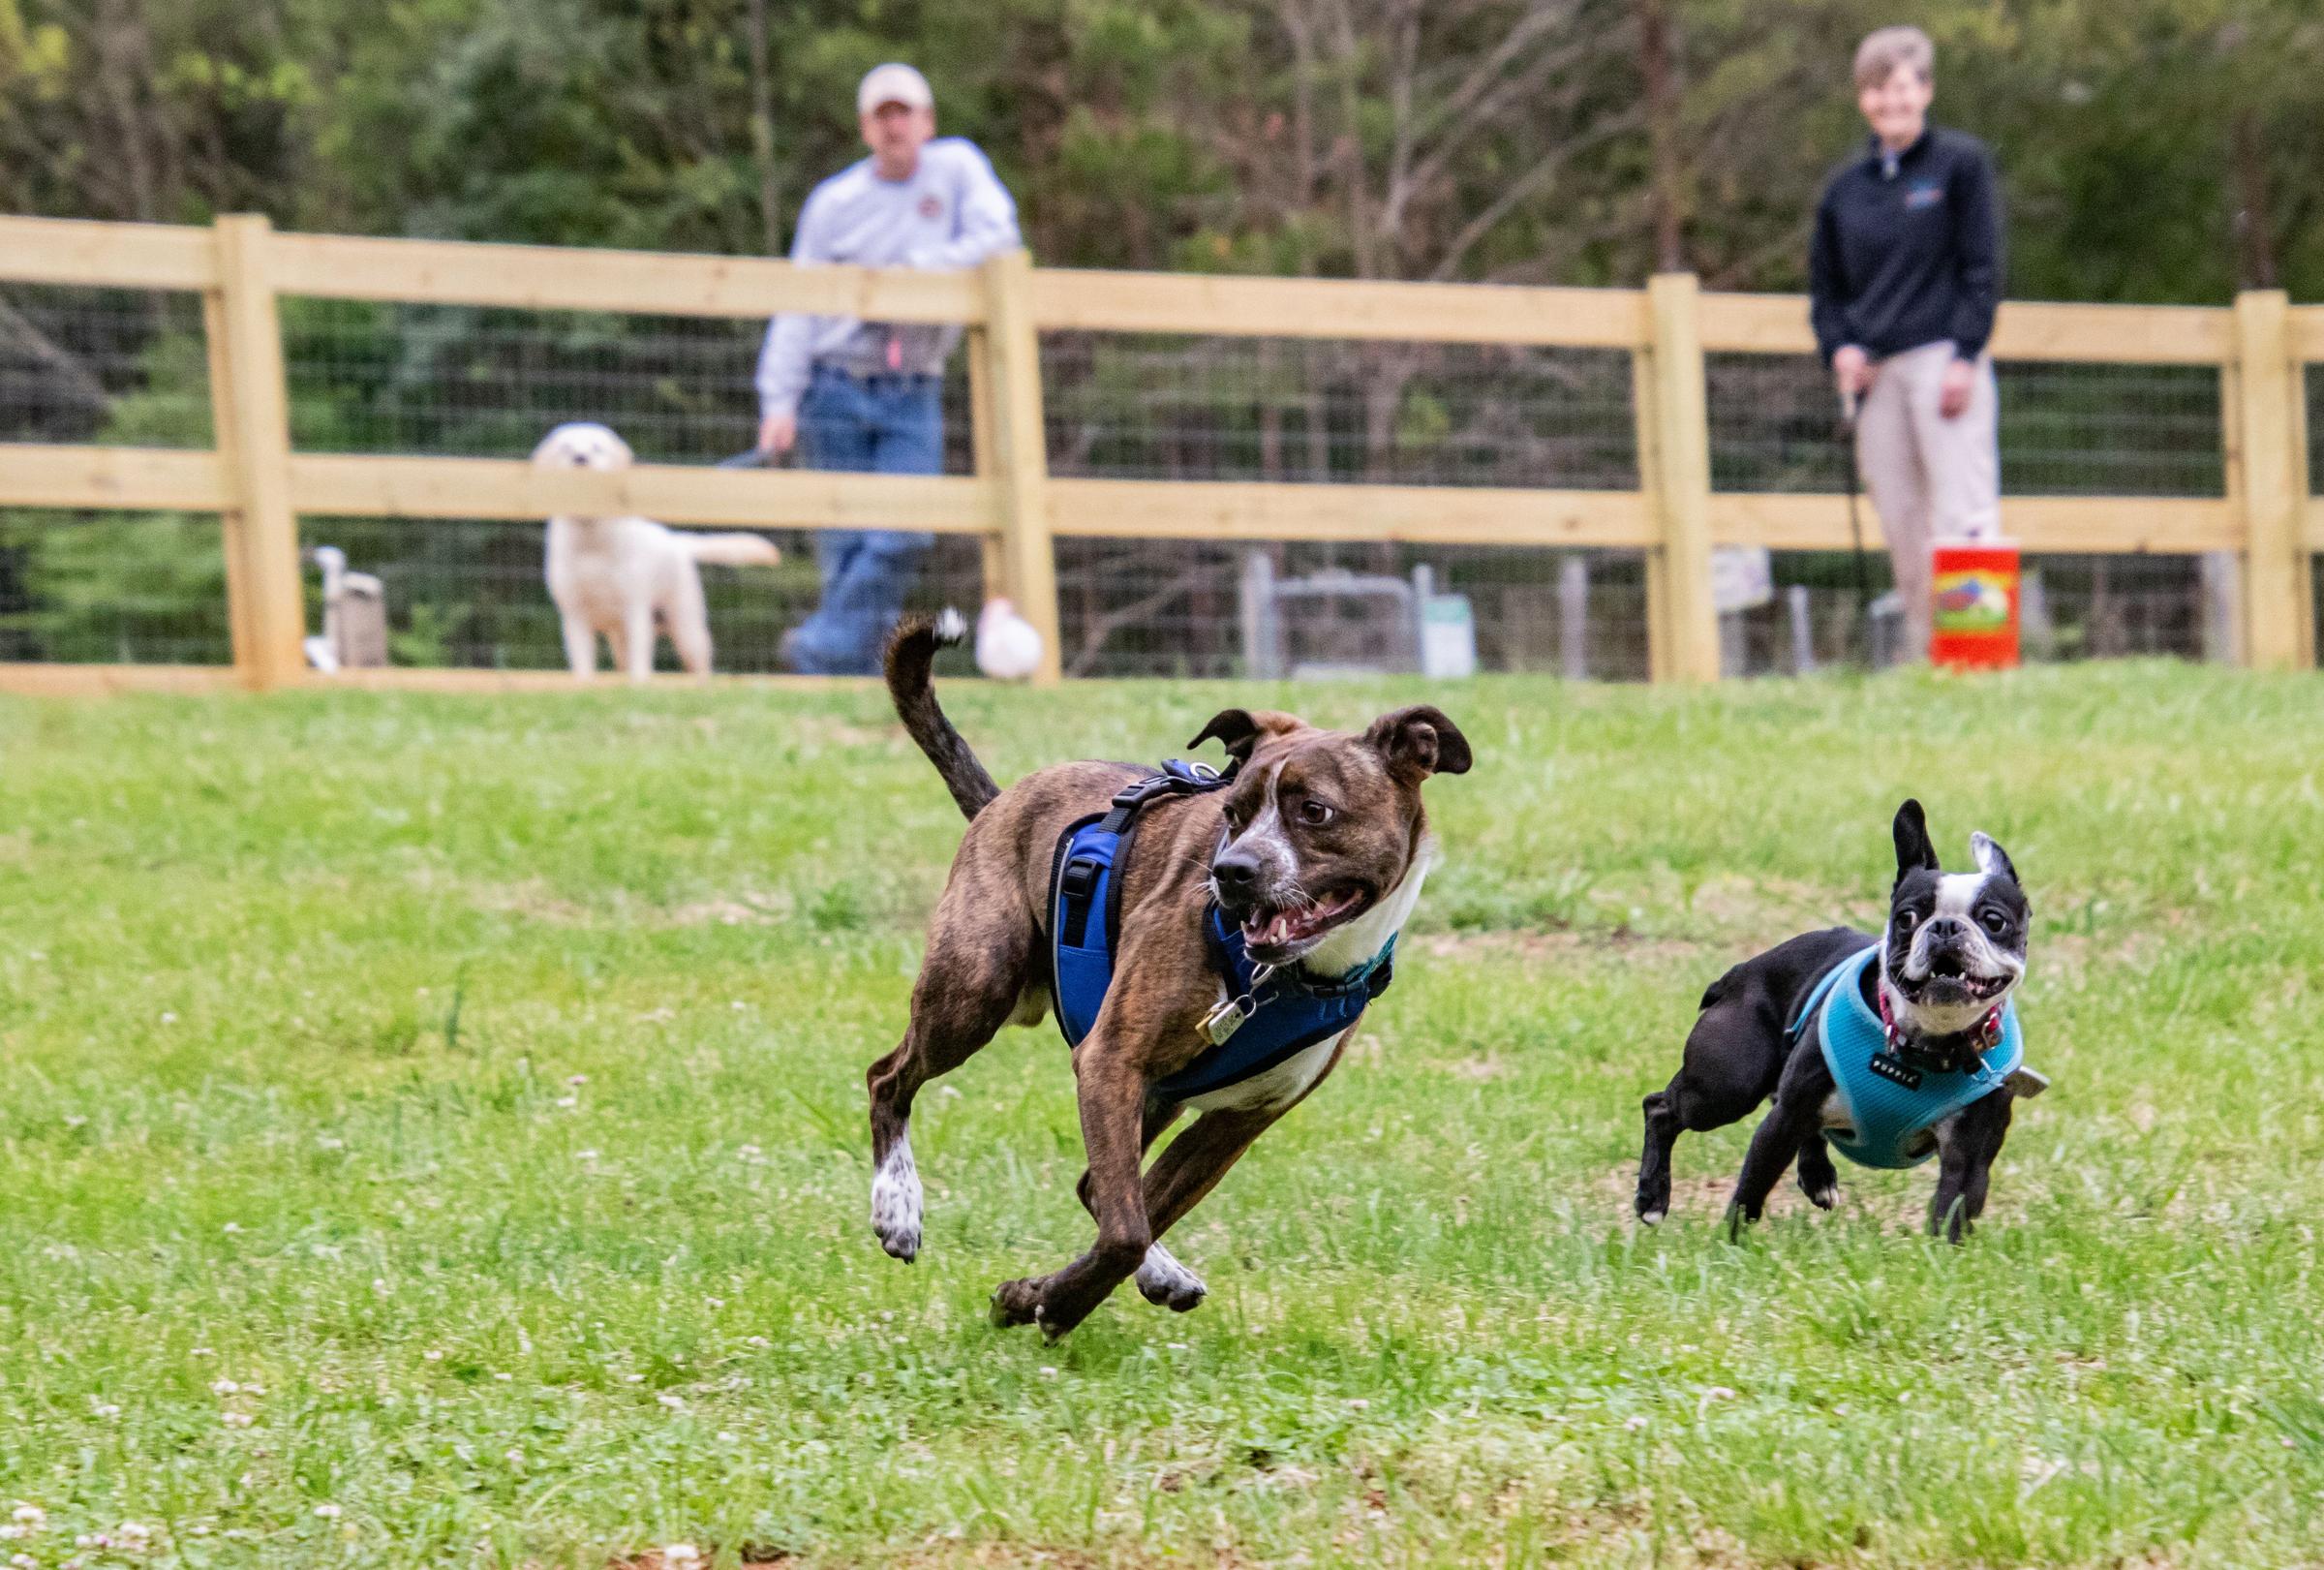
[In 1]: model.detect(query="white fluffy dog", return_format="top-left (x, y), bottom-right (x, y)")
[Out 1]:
top-left (535, 421), bottom-right (781, 680)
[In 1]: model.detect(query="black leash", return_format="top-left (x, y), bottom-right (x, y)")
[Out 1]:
top-left (1839, 386), bottom-right (1873, 665)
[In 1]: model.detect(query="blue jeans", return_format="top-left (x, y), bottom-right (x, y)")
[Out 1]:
top-left (786, 367), bottom-right (942, 676)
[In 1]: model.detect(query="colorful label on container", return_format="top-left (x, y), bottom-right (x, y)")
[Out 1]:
top-left (1933, 569), bottom-right (2013, 633)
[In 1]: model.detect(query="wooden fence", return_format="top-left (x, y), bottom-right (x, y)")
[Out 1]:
top-left (1, 211), bottom-right (2316, 692)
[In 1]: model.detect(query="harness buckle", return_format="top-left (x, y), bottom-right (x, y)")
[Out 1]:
top-left (1058, 857), bottom-right (1101, 904)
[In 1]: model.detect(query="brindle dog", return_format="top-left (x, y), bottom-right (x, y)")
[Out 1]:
top-left (867, 618), bottom-right (1469, 1339)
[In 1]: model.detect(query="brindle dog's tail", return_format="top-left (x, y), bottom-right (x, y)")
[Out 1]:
top-left (884, 613), bottom-right (1001, 820)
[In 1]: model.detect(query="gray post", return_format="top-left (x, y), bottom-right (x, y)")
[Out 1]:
top-left (1238, 550), bottom-right (1279, 680)
top-left (1559, 554), bottom-right (1591, 681)
top-left (2199, 551), bottom-right (2243, 665)
top-left (1786, 584), bottom-right (1816, 674)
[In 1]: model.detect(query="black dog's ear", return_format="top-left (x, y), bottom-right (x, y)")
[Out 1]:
top-left (1970, 831), bottom-right (2017, 883)
top-left (1892, 798), bottom-right (1939, 879)
top-left (1364, 705), bottom-right (1473, 779)
top-left (1189, 708), bottom-right (1307, 764)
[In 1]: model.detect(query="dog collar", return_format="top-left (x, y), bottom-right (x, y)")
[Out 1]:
top-left (1875, 981), bottom-right (2003, 1063)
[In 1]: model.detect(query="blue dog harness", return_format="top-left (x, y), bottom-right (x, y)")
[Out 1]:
top-left (1789, 946), bottom-right (2025, 1170)
top-left (1050, 761), bottom-right (1396, 1100)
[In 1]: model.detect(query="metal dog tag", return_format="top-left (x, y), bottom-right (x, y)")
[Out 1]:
top-left (2003, 1066), bottom-right (2050, 1099)
top-left (1203, 994), bottom-right (1255, 1046)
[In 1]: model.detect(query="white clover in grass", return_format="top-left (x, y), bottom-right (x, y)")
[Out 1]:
top-left (162, 1011), bottom-right (176, 1024)
top-left (189, 1347), bottom-right (213, 1358)
top-left (91, 1403), bottom-right (119, 1419)
top-left (316, 1136), bottom-right (343, 1151)
top-left (662, 1547), bottom-right (700, 1566)
top-left (705, 1297), bottom-right (723, 1309)
top-left (1038, 1367), bottom-right (1057, 1379)
top-left (9, 1550), bottom-right (34, 1568)
top-left (221, 1223), bottom-right (241, 1235)
top-left (576, 1151), bottom-right (599, 1162)
top-left (210, 1379), bottom-right (237, 1396)
top-left (505, 1449), bottom-right (524, 1466)
top-left (494, 1372), bottom-right (512, 1382)
top-left (1623, 1415), bottom-right (1649, 1431)
top-left (716, 1431), bottom-right (737, 1444)
top-left (1346, 1399), bottom-right (1369, 1410)
top-left (744, 1337), bottom-right (770, 1349)
top-left (222, 1412), bottom-right (254, 1428)
top-left (11, 1506), bottom-right (43, 1526)
top-left (423, 1351), bottom-right (443, 1362)
top-left (0, 1527), bottom-right (22, 1541)
top-left (625, 1373), bottom-right (645, 1384)
top-left (311, 1505), bottom-right (340, 1520)
top-left (566, 1073), bottom-right (587, 1086)
top-left (657, 1394), bottom-right (686, 1409)
top-left (554, 1096), bottom-right (577, 1110)
top-left (114, 1524), bottom-right (150, 1546)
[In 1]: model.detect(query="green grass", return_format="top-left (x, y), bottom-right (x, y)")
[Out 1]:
top-left (2, 664), bottom-right (2321, 1568)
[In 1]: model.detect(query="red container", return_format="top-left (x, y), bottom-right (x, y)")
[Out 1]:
top-left (1928, 539), bottom-right (2020, 668)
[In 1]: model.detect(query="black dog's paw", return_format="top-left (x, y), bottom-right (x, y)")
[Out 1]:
top-left (1803, 1184), bottom-right (1837, 1211)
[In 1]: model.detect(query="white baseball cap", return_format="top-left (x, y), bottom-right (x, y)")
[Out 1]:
top-left (858, 63), bottom-right (933, 116)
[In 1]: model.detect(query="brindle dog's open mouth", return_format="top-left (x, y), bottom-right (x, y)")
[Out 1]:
top-left (1906, 953), bottom-right (2014, 1004)
top-left (1240, 886), bottom-right (1370, 956)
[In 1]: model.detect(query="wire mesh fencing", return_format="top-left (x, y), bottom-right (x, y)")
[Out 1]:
top-left (0, 285), bottom-right (212, 447)
top-left (276, 299), bottom-right (987, 676)
top-left (0, 273), bottom-right (2286, 681)
top-left (0, 508), bottom-right (231, 664)
top-left (1706, 352), bottom-right (2228, 674)
top-left (1051, 538), bottom-right (1649, 682)
top-left (1039, 330), bottom-right (1646, 678)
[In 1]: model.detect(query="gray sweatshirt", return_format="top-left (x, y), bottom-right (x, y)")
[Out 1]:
top-left (755, 138), bottom-right (1022, 419)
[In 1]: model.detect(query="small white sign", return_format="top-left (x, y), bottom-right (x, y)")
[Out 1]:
top-left (1420, 594), bottom-right (1478, 678)
top-left (1712, 546), bottom-right (1775, 614)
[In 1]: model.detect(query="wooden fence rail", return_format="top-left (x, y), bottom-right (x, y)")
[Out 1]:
top-left (0, 211), bottom-right (2315, 691)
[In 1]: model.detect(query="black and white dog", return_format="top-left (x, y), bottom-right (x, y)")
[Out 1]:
top-left (1636, 800), bottom-right (2044, 1242)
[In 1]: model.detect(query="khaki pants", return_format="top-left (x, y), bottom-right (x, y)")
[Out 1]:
top-left (1855, 340), bottom-right (2001, 658)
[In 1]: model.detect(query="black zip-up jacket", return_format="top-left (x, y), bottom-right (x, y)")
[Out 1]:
top-left (1809, 126), bottom-right (2003, 366)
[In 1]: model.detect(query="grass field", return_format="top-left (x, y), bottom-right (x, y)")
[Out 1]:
top-left (3, 664), bottom-right (2321, 1568)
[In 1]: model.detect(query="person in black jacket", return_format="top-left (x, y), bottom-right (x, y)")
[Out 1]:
top-left (1810, 26), bottom-right (2003, 660)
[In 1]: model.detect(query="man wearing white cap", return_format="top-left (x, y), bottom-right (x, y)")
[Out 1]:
top-left (756, 63), bottom-right (1023, 675)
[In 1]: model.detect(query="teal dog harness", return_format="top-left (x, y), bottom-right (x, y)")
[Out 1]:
top-left (1050, 760), bottom-right (1395, 1100)
top-left (1789, 946), bottom-right (2024, 1170)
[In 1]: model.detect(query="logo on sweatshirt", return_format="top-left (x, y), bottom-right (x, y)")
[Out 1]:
top-left (918, 194), bottom-right (944, 220)
top-left (1904, 182), bottom-right (1945, 210)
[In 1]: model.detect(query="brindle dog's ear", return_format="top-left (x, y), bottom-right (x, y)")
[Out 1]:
top-left (1189, 708), bottom-right (1307, 764)
top-left (1364, 705), bottom-right (1473, 779)
top-left (1893, 798), bottom-right (1939, 880)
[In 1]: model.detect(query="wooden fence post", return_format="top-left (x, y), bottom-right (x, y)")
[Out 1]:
top-left (2230, 288), bottom-right (2311, 671)
top-left (1636, 272), bottom-right (1720, 683)
top-left (205, 214), bottom-right (305, 689)
top-left (978, 248), bottom-right (1062, 685)
top-left (964, 325), bottom-right (1010, 604)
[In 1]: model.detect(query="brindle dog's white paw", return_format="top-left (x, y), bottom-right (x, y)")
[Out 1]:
top-left (870, 1140), bottom-right (923, 1262)
top-left (1134, 1243), bottom-right (1208, 1311)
